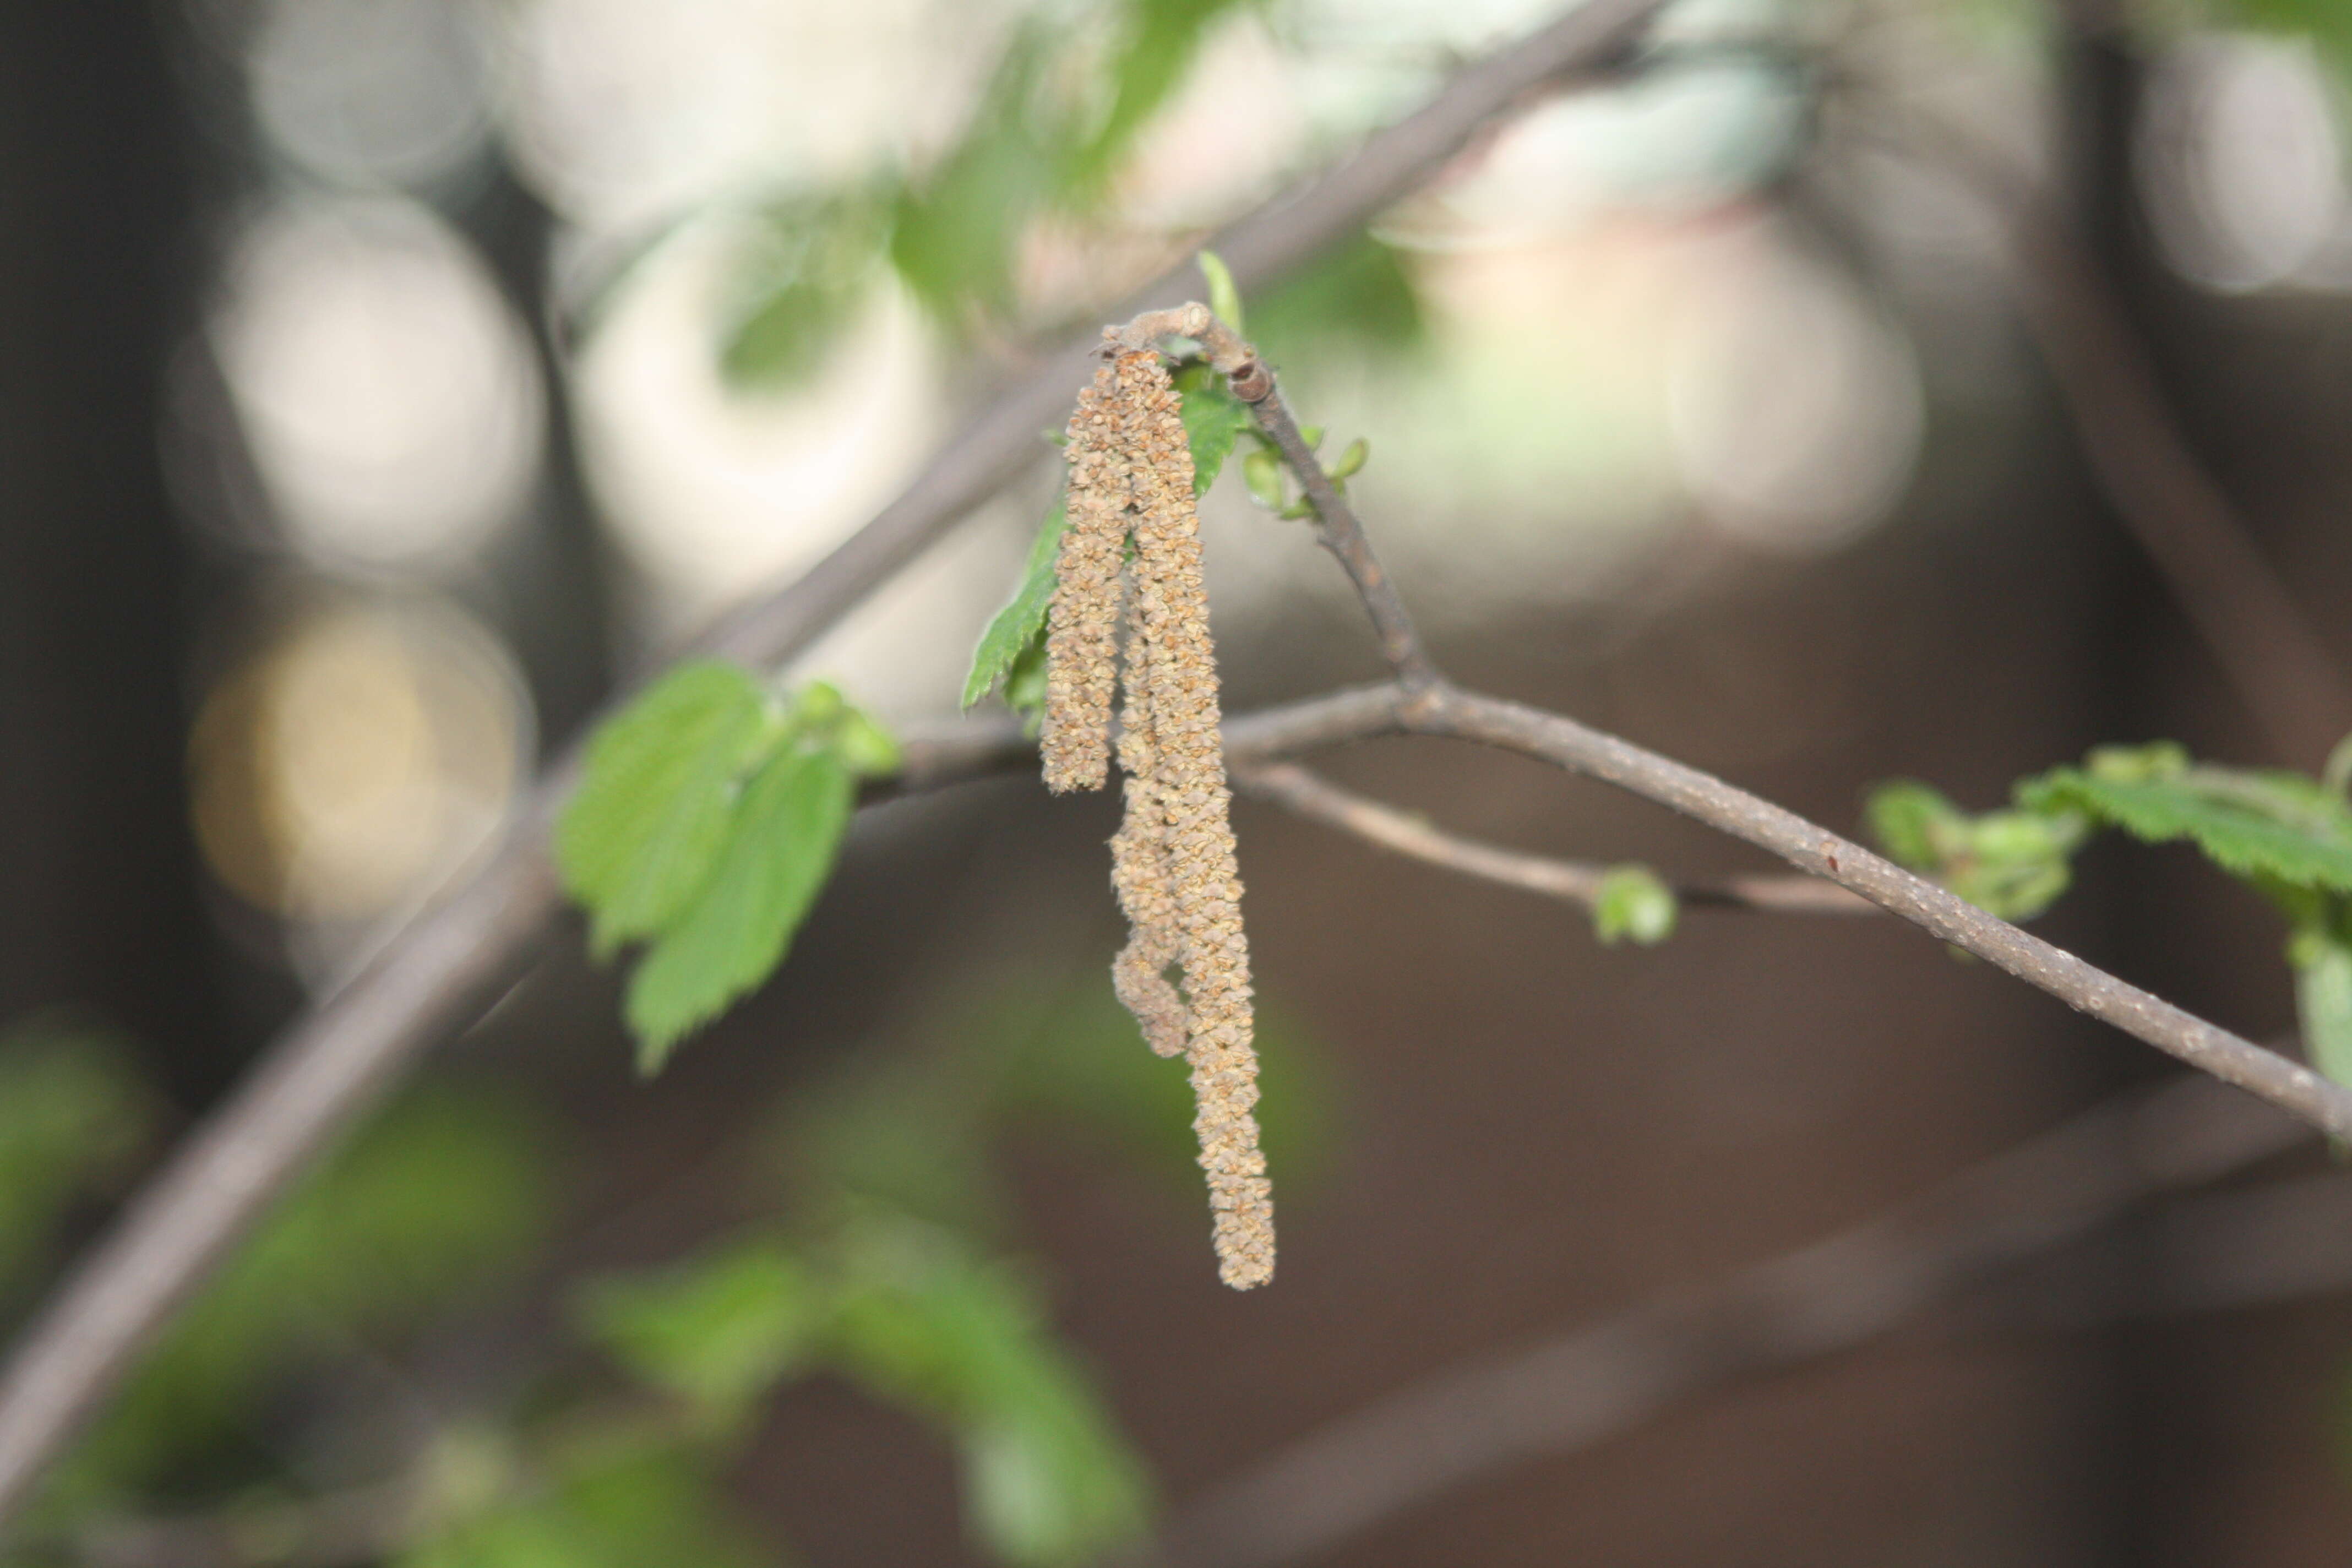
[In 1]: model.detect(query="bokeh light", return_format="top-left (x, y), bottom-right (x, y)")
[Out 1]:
top-left (189, 595), bottom-right (529, 932)
top-left (2137, 34), bottom-right (2346, 294)
top-left (249, 0), bottom-right (494, 192)
top-left (1668, 218), bottom-right (1924, 552)
top-left (571, 219), bottom-right (942, 637)
top-left (210, 197), bottom-right (545, 576)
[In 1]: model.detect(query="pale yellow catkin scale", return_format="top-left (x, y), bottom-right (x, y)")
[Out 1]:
top-left (1039, 364), bottom-right (1128, 793)
top-left (1108, 598), bottom-right (1190, 1059)
top-left (1111, 349), bottom-right (1274, 1291)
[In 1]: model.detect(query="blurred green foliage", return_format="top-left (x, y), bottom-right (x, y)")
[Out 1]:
top-left (2, 964), bottom-right (1339, 1568)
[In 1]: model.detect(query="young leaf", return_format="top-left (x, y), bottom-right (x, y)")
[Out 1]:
top-left (1328, 437), bottom-right (1369, 481)
top-left (834, 706), bottom-right (903, 777)
top-left (1866, 779), bottom-right (2082, 921)
top-left (1593, 865), bottom-right (1677, 946)
top-left (1242, 446), bottom-right (1284, 510)
top-left (1173, 362), bottom-right (1253, 496)
top-left (963, 501), bottom-right (1068, 710)
top-left (2019, 756), bottom-right (2352, 894)
top-left (2292, 927), bottom-right (2352, 1088)
top-left (625, 748), bottom-right (854, 1072)
top-left (1865, 780), bottom-right (1965, 872)
top-left (557, 662), bottom-right (776, 957)
top-left (1197, 248), bottom-right (1244, 335)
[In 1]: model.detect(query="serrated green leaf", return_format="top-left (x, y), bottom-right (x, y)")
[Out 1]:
top-left (557, 662), bottom-right (776, 958)
top-left (577, 1238), bottom-right (826, 1413)
top-left (1197, 248), bottom-right (1243, 335)
top-left (2294, 929), bottom-right (2352, 1088)
top-left (1593, 864), bottom-right (1677, 946)
top-left (1173, 362), bottom-right (1253, 496)
top-left (963, 501), bottom-right (1068, 710)
top-left (2019, 762), bottom-right (2352, 894)
top-left (625, 748), bottom-right (854, 1071)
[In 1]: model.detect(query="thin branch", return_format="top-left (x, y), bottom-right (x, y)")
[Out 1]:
top-left (0, 2), bottom-right (1678, 1528)
top-left (1246, 390), bottom-right (1440, 690)
top-left (1146, 1071), bottom-right (2307, 1568)
top-left (1234, 760), bottom-right (1877, 914)
top-left (1234, 353), bottom-right (2352, 1140)
top-left (1401, 682), bottom-right (2352, 1135)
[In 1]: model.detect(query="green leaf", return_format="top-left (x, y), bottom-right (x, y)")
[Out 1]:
top-left (834, 706), bottom-right (904, 777)
top-left (1865, 780), bottom-right (1963, 871)
top-left (1197, 248), bottom-right (1243, 335)
top-left (2293, 927), bottom-right (2352, 1088)
top-left (556, 662), bottom-right (776, 959)
top-left (1242, 446), bottom-right (1284, 510)
top-left (1593, 864), bottom-right (1677, 946)
top-left (2325, 732), bottom-right (2352, 801)
top-left (1059, 0), bottom-right (1256, 202)
top-left (1173, 362), bottom-right (1254, 495)
top-left (0, 1020), bottom-right (160, 1300)
top-left (1866, 778), bottom-right (2083, 921)
top-left (891, 24), bottom-right (1057, 319)
top-left (720, 183), bottom-right (893, 390)
top-left (1004, 638), bottom-right (1050, 732)
top-left (625, 748), bottom-right (854, 1071)
top-left (964, 500), bottom-right (1068, 710)
top-left (828, 1221), bottom-right (1152, 1567)
top-left (2019, 755), bottom-right (2352, 894)
top-left (577, 1238), bottom-right (826, 1413)
top-left (1328, 437), bottom-right (1369, 481)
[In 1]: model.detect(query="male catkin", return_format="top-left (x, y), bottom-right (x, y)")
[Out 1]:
top-left (1039, 363), bottom-right (1128, 793)
top-left (1043, 341), bottom-right (1274, 1290)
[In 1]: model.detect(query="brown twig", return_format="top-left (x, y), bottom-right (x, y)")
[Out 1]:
top-left (1224, 384), bottom-right (2352, 1136)
top-left (1234, 760), bottom-right (1876, 914)
top-left (0, 1), bottom-right (1679, 1528)
top-left (1146, 1071), bottom-right (2307, 1568)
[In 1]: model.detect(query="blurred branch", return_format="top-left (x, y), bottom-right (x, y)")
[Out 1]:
top-left (1234, 761), bottom-right (1877, 915)
top-left (1145, 1071), bottom-right (2309, 1568)
top-left (1905, 124), bottom-right (2352, 767)
top-left (0, 0), bottom-right (1676, 1531)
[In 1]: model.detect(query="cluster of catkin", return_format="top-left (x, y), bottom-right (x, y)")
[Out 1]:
top-left (1041, 342), bottom-right (1273, 1291)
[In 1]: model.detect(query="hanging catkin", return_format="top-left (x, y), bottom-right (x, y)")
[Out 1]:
top-left (1108, 594), bottom-right (1190, 1059)
top-left (1039, 363), bottom-right (1129, 793)
top-left (1040, 338), bottom-right (1274, 1289)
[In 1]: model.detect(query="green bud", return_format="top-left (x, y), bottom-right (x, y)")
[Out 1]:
top-left (1593, 864), bottom-right (1678, 946)
top-left (1197, 249), bottom-right (1245, 335)
top-left (1329, 437), bottom-right (1369, 481)
top-left (834, 708), bottom-right (903, 778)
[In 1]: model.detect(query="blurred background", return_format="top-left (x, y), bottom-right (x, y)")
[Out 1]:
top-left (7, 0), bottom-right (2352, 1561)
